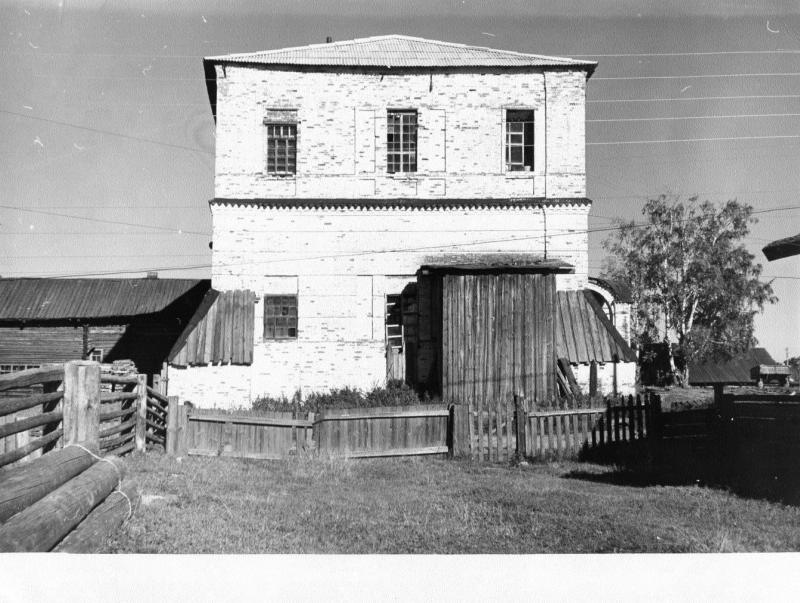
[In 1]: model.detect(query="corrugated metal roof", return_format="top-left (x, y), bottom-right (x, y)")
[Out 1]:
top-left (0, 278), bottom-right (211, 321)
top-left (206, 35), bottom-right (596, 70)
top-left (557, 290), bottom-right (636, 363)
top-left (763, 233), bottom-right (800, 261)
top-left (689, 348), bottom-right (777, 385)
top-left (210, 197), bottom-right (593, 210)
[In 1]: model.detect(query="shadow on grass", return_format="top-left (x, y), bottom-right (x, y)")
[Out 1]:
top-left (562, 438), bottom-right (800, 506)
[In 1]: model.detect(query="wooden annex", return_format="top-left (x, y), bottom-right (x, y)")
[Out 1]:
top-left (408, 258), bottom-right (573, 408)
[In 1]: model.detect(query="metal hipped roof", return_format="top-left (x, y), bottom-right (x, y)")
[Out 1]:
top-left (763, 233), bottom-right (800, 261)
top-left (557, 290), bottom-right (637, 363)
top-left (205, 35), bottom-right (597, 70)
top-left (0, 278), bottom-right (211, 321)
top-left (689, 348), bottom-right (777, 385)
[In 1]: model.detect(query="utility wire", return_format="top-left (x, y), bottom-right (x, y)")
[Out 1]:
top-left (0, 204), bottom-right (209, 236)
top-left (587, 113), bottom-right (800, 123)
top-left (588, 94), bottom-right (800, 103)
top-left (5, 205), bottom-right (798, 278)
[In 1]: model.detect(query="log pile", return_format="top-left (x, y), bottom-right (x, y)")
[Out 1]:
top-left (0, 444), bottom-right (139, 552)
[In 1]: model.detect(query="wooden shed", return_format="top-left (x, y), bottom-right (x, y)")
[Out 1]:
top-left (407, 257), bottom-right (573, 407)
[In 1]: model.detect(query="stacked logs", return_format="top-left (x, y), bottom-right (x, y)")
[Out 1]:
top-left (0, 444), bottom-right (139, 552)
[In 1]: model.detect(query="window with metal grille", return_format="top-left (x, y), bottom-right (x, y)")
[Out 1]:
top-left (505, 109), bottom-right (534, 172)
top-left (263, 295), bottom-right (298, 340)
top-left (387, 110), bottom-right (417, 173)
top-left (264, 122), bottom-right (297, 175)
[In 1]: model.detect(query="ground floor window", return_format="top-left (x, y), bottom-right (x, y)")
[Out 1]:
top-left (264, 295), bottom-right (298, 340)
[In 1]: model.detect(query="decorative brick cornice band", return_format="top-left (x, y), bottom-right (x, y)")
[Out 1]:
top-left (209, 197), bottom-right (593, 211)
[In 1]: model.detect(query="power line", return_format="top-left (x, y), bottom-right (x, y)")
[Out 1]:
top-left (587, 113), bottom-right (800, 123)
top-left (0, 205), bottom-right (210, 236)
top-left (5, 204), bottom-right (798, 278)
top-left (574, 50), bottom-right (800, 57)
top-left (588, 94), bottom-right (800, 104)
top-left (592, 72), bottom-right (800, 81)
top-left (587, 134), bottom-right (800, 146)
top-left (0, 109), bottom-right (212, 155)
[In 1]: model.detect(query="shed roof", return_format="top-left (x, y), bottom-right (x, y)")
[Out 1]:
top-left (689, 348), bottom-right (777, 385)
top-left (205, 35), bottom-right (596, 70)
top-left (419, 254), bottom-right (573, 275)
top-left (0, 278), bottom-right (211, 322)
top-left (557, 290), bottom-right (637, 363)
top-left (763, 233), bottom-right (800, 261)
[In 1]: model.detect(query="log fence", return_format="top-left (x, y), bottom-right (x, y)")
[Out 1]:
top-left (0, 360), bottom-right (146, 552)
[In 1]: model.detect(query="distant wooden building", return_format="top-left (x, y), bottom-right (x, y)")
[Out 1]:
top-left (0, 277), bottom-right (212, 382)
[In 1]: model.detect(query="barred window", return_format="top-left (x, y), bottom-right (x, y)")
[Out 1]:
top-left (505, 109), bottom-right (534, 172)
top-left (265, 123), bottom-right (297, 175)
top-left (387, 110), bottom-right (417, 173)
top-left (263, 295), bottom-right (298, 340)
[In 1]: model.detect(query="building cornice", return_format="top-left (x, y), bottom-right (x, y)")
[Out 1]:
top-left (208, 197), bottom-right (593, 211)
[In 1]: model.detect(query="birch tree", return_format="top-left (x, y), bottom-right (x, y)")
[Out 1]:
top-left (603, 195), bottom-right (776, 385)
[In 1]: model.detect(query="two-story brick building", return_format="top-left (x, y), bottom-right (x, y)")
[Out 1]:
top-left (168, 35), bottom-right (635, 407)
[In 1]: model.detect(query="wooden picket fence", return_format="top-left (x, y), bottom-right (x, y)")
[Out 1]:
top-left (450, 393), bottom-right (661, 462)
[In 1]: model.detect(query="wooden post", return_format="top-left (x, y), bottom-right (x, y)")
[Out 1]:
top-left (62, 360), bottom-right (100, 450)
top-left (135, 374), bottom-right (147, 453)
top-left (589, 361), bottom-right (598, 399)
top-left (166, 396), bottom-right (179, 456)
top-left (177, 404), bottom-right (189, 457)
top-left (449, 404), bottom-right (469, 458)
top-left (715, 384), bottom-right (732, 481)
top-left (514, 394), bottom-right (527, 461)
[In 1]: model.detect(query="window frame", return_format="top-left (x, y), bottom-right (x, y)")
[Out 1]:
top-left (386, 109), bottom-right (418, 174)
top-left (89, 348), bottom-right (104, 363)
top-left (263, 110), bottom-right (299, 177)
top-left (263, 294), bottom-right (298, 341)
top-left (504, 109), bottom-right (535, 173)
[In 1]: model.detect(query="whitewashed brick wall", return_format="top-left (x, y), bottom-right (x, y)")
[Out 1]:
top-left (170, 63), bottom-right (596, 407)
top-left (213, 66), bottom-right (587, 199)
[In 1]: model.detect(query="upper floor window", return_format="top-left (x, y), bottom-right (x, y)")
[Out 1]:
top-left (505, 109), bottom-right (534, 172)
top-left (264, 295), bottom-right (298, 340)
top-left (264, 109), bottom-right (298, 176)
top-left (387, 110), bottom-right (417, 173)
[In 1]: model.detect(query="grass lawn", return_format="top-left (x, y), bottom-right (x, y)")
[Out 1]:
top-left (104, 453), bottom-right (800, 554)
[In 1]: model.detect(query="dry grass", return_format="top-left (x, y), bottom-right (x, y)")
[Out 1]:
top-left (103, 452), bottom-right (800, 554)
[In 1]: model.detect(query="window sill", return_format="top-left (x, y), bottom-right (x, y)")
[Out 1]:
top-left (260, 173), bottom-right (297, 180)
top-left (386, 173), bottom-right (419, 179)
top-left (504, 172), bottom-right (539, 179)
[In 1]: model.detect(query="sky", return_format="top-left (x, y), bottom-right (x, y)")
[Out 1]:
top-left (1, 0), bottom-right (799, 360)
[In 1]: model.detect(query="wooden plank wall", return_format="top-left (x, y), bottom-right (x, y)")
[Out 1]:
top-left (185, 407), bottom-right (312, 460)
top-left (440, 273), bottom-right (557, 409)
top-left (171, 290), bottom-right (255, 367)
top-left (314, 405), bottom-right (449, 458)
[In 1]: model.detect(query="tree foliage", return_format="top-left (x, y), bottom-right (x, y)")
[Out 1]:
top-left (603, 195), bottom-right (776, 384)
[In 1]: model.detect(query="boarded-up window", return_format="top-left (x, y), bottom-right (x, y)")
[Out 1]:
top-left (264, 295), bottom-right (298, 340)
top-left (387, 110), bottom-right (417, 173)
